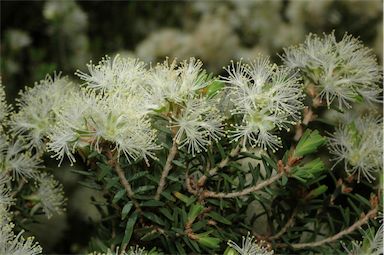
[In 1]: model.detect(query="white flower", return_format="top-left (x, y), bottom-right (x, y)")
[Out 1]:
top-left (343, 223), bottom-right (383, 255)
top-left (75, 55), bottom-right (147, 94)
top-left (47, 90), bottom-right (159, 165)
top-left (35, 173), bottom-right (66, 219)
top-left (0, 136), bottom-right (41, 179)
top-left (147, 57), bottom-right (211, 108)
top-left (227, 232), bottom-right (274, 255)
top-left (172, 97), bottom-right (224, 156)
top-left (0, 183), bottom-right (13, 209)
top-left (221, 57), bottom-right (304, 151)
top-left (0, 209), bottom-right (42, 255)
top-left (328, 114), bottom-right (383, 182)
top-left (11, 74), bottom-right (74, 151)
top-left (283, 32), bottom-right (382, 109)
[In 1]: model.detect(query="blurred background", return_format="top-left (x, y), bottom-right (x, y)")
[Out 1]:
top-left (1, 0), bottom-right (383, 253)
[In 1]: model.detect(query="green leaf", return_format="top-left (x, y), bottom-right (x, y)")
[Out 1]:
top-left (127, 171), bottom-right (148, 182)
top-left (78, 180), bottom-right (102, 190)
top-left (70, 169), bottom-right (93, 176)
top-left (173, 192), bottom-right (196, 205)
top-left (121, 212), bottom-right (139, 247)
top-left (175, 241), bottom-right (187, 255)
top-left (173, 160), bottom-right (186, 169)
top-left (106, 176), bottom-right (119, 189)
top-left (159, 208), bottom-right (174, 221)
top-left (281, 175), bottom-right (288, 186)
top-left (206, 80), bottom-right (224, 98)
top-left (261, 154), bottom-right (277, 172)
top-left (187, 204), bottom-right (204, 223)
top-left (240, 151), bottom-right (262, 160)
top-left (121, 202), bottom-right (133, 220)
top-left (112, 189), bottom-right (126, 204)
top-left (161, 191), bottom-right (176, 202)
top-left (141, 230), bottom-right (161, 241)
top-left (216, 142), bottom-right (226, 159)
top-left (140, 200), bottom-right (165, 207)
top-left (196, 234), bottom-right (221, 250)
top-left (294, 129), bottom-right (326, 157)
top-left (192, 220), bottom-right (208, 232)
top-left (305, 185), bottom-right (328, 200)
top-left (134, 185), bottom-right (155, 194)
top-left (207, 211), bottom-right (231, 225)
top-left (291, 158), bottom-right (326, 182)
top-left (97, 163), bottom-right (110, 181)
top-left (250, 163), bottom-right (260, 185)
top-left (142, 212), bottom-right (166, 226)
top-left (183, 236), bottom-right (201, 253)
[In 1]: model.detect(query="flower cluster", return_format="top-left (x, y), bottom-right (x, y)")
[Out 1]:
top-left (0, 224), bottom-right (42, 255)
top-left (222, 56), bottom-right (304, 151)
top-left (283, 32), bottom-right (382, 109)
top-left (61, 56), bottom-right (223, 160)
top-left (47, 89), bottom-right (158, 165)
top-left (11, 74), bottom-right (75, 151)
top-left (328, 114), bottom-right (383, 182)
top-left (0, 178), bottom-right (42, 255)
top-left (342, 223), bottom-right (383, 255)
top-left (75, 55), bottom-right (147, 94)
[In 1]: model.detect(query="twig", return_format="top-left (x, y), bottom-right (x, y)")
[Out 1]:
top-left (202, 171), bottom-right (284, 198)
top-left (114, 162), bottom-right (141, 211)
top-left (268, 207), bottom-right (298, 241)
top-left (185, 166), bottom-right (198, 196)
top-left (276, 206), bottom-right (378, 249)
top-left (154, 139), bottom-right (178, 200)
top-left (197, 143), bottom-right (241, 187)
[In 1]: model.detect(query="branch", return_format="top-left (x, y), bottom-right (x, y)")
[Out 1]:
top-left (276, 206), bottom-right (378, 249)
top-left (185, 166), bottom-right (198, 196)
top-left (114, 162), bottom-right (141, 211)
top-left (154, 139), bottom-right (178, 200)
top-left (202, 171), bottom-right (284, 198)
top-left (197, 143), bottom-right (241, 187)
top-left (267, 207), bottom-right (298, 241)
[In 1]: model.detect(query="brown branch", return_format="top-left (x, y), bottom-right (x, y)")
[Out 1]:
top-left (185, 167), bottom-right (198, 196)
top-left (197, 143), bottom-right (241, 187)
top-left (267, 207), bottom-right (298, 241)
top-left (276, 206), bottom-right (378, 249)
top-left (114, 162), bottom-right (141, 211)
top-left (154, 139), bottom-right (178, 200)
top-left (200, 155), bottom-right (299, 199)
top-left (202, 171), bottom-right (284, 198)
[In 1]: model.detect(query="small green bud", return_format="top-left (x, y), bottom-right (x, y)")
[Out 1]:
top-left (292, 158), bottom-right (325, 182)
top-left (206, 80), bottom-right (224, 98)
top-left (305, 185), bottom-right (328, 200)
top-left (196, 235), bottom-right (221, 249)
top-left (294, 129), bottom-right (326, 157)
top-left (187, 203), bottom-right (204, 223)
top-left (224, 246), bottom-right (238, 255)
